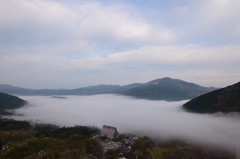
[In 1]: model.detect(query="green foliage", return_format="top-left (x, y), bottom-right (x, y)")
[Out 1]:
top-left (54, 125), bottom-right (99, 138)
top-left (0, 118), bottom-right (101, 159)
top-left (0, 131), bottom-right (35, 145)
top-left (131, 136), bottom-right (154, 159)
top-left (0, 137), bottom-right (102, 159)
top-left (34, 123), bottom-right (59, 137)
top-left (84, 138), bottom-right (101, 154)
top-left (0, 117), bottom-right (235, 159)
top-left (106, 149), bottom-right (117, 159)
top-left (133, 136), bottom-right (155, 151)
top-left (0, 118), bottom-right (31, 131)
top-left (34, 124), bottom-right (99, 138)
top-left (149, 147), bottom-right (175, 159)
top-left (1, 138), bottom-right (63, 159)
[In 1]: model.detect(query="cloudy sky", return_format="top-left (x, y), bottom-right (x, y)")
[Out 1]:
top-left (0, 0), bottom-right (240, 89)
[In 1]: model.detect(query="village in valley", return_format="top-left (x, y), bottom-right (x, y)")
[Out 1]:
top-left (95, 125), bottom-right (144, 159)
top-left (0, 118), bottom-right (152, 159)
top-left (0, 118), bottom-right (238, 159)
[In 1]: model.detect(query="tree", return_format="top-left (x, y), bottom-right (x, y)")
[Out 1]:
top-left (107, 149), bottom-right (117, 159)
top-left (133, 136), bottom-right (154, 151)
top-left (0, 140), bottom-right (2, 151)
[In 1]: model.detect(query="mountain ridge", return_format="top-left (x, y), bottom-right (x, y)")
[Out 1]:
top-left (0, 77), bottom-right (216, 101)
top-left (120, 77), bottom-right (216, 100)
top-left (183, 82), bottom-right (240, 113)
top-left (0, 92), bottom-right (26, 115)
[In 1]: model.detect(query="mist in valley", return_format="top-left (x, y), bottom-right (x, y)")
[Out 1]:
top-left (10, 94), bottom-right (240, 152)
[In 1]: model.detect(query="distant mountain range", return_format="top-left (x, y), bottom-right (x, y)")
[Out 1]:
top-left (183, 82), bottom-right (240, 113)
top-left (0, 92), bottom-right (26, 115)
top-left (0, 77), bottom-right (216, 101)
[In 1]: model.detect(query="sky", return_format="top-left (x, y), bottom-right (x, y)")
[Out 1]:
top-left (0, 0), bottom-right (240, 89)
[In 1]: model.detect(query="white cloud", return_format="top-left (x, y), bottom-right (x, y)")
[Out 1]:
top-left (0, 0), bottom-right (74, 29)
top-left (187, 0), bottom-right (240, 37)
top-left (70, 45), bottom-right (240, 68)
top-left (0, 53), bottom-right (45, 68)
top-left (12, 95), bottom-right (240, 151)
top-left (0, 0), bottom-right (175, 49)
top-left (159, 0), bottom-right (240, 44)
top-left (67, 44), bottom-right (240, 87)
top-left (69, 2), bottom-right (175, 43)
top-left (73, 2), bottom-right (150, 40)
top-left (0, 0), bottom-right (239, 88)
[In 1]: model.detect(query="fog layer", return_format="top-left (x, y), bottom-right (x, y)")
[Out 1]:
top-left (11, 95), bottom-right (240, 151)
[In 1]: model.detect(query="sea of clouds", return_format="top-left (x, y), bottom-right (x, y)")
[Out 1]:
top-left (9, 94), bottom-right (240, 152)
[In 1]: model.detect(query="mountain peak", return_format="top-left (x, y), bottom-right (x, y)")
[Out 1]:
top-left (0, 78), bottom-right (216, 101)
top-left (145, 77), bottom-right (199, 87)
top-left (146, 77), bottom-right (175, 85)
top-left (122, 78), bottom-right (216, 101)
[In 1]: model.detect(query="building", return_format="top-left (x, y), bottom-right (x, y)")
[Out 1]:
top-left (100, 125), bottom-right (119, 140)
top-left (101, 140), bottom-right (122, 153)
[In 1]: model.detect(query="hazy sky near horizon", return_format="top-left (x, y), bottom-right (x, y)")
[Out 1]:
top-left (0, 0), bottom-right (240, 88)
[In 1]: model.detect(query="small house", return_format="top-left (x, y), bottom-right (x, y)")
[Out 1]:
top-left (100, 125), bottom-right (119, 140)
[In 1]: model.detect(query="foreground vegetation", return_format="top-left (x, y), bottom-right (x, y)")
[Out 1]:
top-left (0, 118), bottom-right (101, 159)
top-left (0, 117), bottom-right (236, 159)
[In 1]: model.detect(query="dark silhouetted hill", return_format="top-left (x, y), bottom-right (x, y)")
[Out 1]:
top-left (0, 92), bottom-right (26, 115)
top-left (183, 82), bottom-right (240, 113)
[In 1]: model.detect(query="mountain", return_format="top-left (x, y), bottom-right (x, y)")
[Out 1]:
top-left (0, 92), bottom-right (26, 115)
top-left (0, 84), bottom-right (35, 95)
top-left (183, 82), bottom-right (240, 113)
top-left (0, 84), bottom-right (123, 96)
top-left (0, 77), bottom-right (216, 101)
top-left (70, 85), bottom-right (122, 95)
top-left (119, 77), bottom-right (216, 100)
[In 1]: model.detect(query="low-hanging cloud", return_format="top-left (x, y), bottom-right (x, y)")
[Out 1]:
top-left (10, 95), bottom-right (240, 152)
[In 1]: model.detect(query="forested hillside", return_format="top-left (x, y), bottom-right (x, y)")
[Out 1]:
top-left (0, 92), bottom-right (26, 115)
top-left (183, 82), bottom-right (240, 113)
